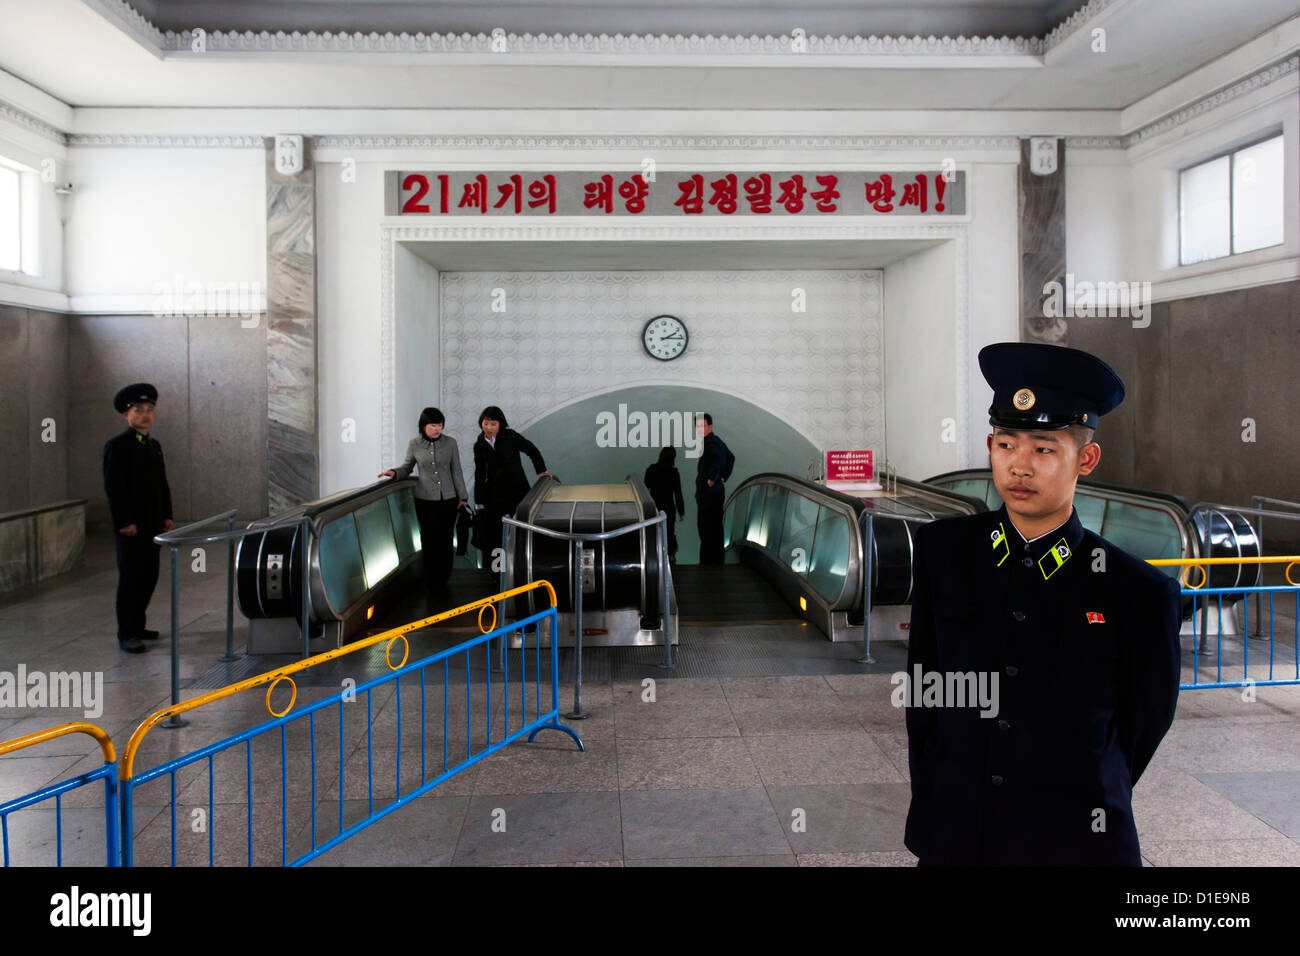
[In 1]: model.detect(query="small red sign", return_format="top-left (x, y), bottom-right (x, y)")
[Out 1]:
top-left (826, 450), bottom-right (873, 481)
top-left (1086, 611), bottom-right (1105, 624)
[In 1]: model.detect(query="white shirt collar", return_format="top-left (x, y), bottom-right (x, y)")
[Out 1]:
top-left (1009, 511), bottom-right (1072, 545)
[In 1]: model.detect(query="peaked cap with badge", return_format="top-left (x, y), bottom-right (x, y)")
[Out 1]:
top-left (902, 341), bottom-right (1182, 866)
top-left (979, 342), bottom-right (1124, 431)
top-left (113, 382), bottom-right (159, 414)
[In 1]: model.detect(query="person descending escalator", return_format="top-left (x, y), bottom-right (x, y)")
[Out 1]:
top-left (379, 406), bottom-right (469, 610)
top-left (644, 446), bottom-right (686, 562)
top-left (471, 406), bottom-right (552, 569)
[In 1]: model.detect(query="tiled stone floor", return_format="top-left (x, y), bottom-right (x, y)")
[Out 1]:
top-left (1, 538), bottom-right (1298, 866)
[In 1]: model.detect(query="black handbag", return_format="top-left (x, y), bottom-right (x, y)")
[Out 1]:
top-left (455, 506), bottom-right (473, 556)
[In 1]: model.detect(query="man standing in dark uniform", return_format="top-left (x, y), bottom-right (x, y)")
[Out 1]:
top-left (103, 384), bottom-right (174, 653)
top-left (903, 343), bottom-right (1181, 866)
top-left (694, 413), bottom-right (735, 565)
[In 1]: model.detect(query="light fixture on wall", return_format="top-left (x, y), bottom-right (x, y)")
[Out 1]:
top-left (53, 182), bottom-right (73, 195)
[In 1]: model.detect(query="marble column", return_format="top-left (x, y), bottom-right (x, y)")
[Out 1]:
top-left (265, 138), bottom-right (319, 514)
top-left (1019, 137), bottom-right (1067, 344)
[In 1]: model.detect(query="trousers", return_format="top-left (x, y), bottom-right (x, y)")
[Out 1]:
top-left (114, 532), bottom-right (161, 639)
top-left (696, 482), bottom-right (726, 564)
top-left (414, 497), bottom-right (459, 595)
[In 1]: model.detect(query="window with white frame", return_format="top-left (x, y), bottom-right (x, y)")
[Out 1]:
top-left (1179, 133), bottom-right (1284, 266)
top-left (0, 163), bottom-right (20, 272)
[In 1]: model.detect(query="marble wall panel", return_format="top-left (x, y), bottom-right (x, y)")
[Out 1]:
top-left (265, 139), bottom-right (319, 511)
top-left (1019, 137), bottom-right (1067, 345)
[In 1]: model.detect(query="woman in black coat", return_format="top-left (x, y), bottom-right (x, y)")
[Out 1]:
top-left (644, 446), bottom-right (686, 559)
top-left (472, 406), bottom-right (551, 564)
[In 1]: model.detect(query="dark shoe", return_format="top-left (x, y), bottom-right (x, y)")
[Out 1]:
top-left (140, 628), bottom-right (161, 640)
top-left (118, 637), bottom-right (148, 654)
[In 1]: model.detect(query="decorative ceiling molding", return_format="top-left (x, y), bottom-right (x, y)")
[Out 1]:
top-left (163, 30), bottom-right (1046, 57)
top-left (0, 99), bottom-right (69, 146)
top-left (1068, 54), bottom-right (1299, 149)
top-left (67, 133), bottom-right (266, 147)
top-left (1122, 54), bottom-right (1298, 148)
top-left (54, 49), bottom-right (1300, 151)
top-left (81, 0), bottom-right (167, 55)
top-left (83, 0), bottom-right (1133, 61)
top-left (315, 133), bottom-right (1020, 151)
top-left (1040, 0), bottom-right (1123, 52)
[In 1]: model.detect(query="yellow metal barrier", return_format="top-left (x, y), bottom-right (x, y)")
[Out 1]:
top-left (121, 579), bottom-right (558, 779)
top-left (0, 722), bottom-right (116, 763)
top-left (1147, 555), bottom-right (1300, 589)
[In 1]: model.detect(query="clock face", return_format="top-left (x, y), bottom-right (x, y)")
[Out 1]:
top-left (642, 315), bottom-right (688, 361)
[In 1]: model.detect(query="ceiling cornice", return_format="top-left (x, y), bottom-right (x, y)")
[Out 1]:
top-left (0, 99), bottom-right (69, 145)
top-left (78, 0), bottom-right (1129, 61)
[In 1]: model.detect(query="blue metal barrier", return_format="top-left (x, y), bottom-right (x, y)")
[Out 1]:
top-left (0, 723), bottom-right (119, 867)
top-left (120, 601), bottom-right (582, 866)
top-left (1182, 584), bottom-right (1300, 690)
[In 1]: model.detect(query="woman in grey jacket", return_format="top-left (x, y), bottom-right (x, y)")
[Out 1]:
top-left (380, 407), bottom-right (468, 603)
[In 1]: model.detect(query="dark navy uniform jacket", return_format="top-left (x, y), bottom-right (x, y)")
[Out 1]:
top-left (102, 427), bottom-right (174, 537)
top-left (903, 504), bottom-right (1181, 866)
top-left (694, 432), bottom-right (734, 496)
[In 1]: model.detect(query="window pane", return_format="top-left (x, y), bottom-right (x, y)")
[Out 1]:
top-left (1232, 136), bottom-right (1284, 254)
top-left (0, 165), bottom-right (19, 272)
top-left (1180, 156), bottom-right (1230, 265)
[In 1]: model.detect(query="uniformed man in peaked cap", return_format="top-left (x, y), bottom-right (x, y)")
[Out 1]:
top-left (103, 384), bottom-right (174, 653)
top-left (903, 342), bottom-right (1182, 865)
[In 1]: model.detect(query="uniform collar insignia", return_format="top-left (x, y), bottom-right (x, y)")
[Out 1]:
top-left (994, 505), bottom-right (1085, 578)
top-left (1038, 538), bottom-right (1072, 580)
top-left (990, 522), bottom-right (1010, 567)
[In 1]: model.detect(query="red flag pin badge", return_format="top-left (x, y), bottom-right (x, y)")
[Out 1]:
top-left (1086, 611), bottom-right (1105, 624)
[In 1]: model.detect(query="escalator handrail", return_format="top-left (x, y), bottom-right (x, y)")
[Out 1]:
top-left (502, 510), bottom-right (667, 542)
top-left (724, 471), bottom-right (869, 517)
top-left (924, 468), bottom-right (1197, 559)
top-left (723, 473), bottom-right (865, 611)
top-left (924, 468), bottom-right (1195, 514)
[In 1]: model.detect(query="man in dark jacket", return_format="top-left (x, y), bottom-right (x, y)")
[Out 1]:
top-left (644, 446), bottom-right (686, 559)
top-left (472, 406), bottom-right (551, 566)
top-left (102, 383), bottom-right (174, 653)
top-left (694, 413), bottom-right (735, 565)
top-left (903, 343), bottom-right (1182, 865)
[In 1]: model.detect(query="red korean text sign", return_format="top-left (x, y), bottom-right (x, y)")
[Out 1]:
top-left (387, 171), bottom-right (966, 217)
top-left (826, 450), bottom-right (874, 481)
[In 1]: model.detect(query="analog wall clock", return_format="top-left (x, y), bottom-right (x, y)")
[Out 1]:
top-left (642, 314), bottom-right (688, 361)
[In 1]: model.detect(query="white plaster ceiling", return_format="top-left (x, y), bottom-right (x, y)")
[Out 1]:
top-left (0, 0), bottom-right (1295, 112)
top-left (404, 238), bottom-right (947, 271)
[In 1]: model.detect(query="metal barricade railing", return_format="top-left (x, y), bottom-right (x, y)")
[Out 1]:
top-left (502, 511), bottom-right (674, 721)
top-left (152, 512), bottom-right (314, 728)
top-left (1149, 556), bottom-right (1300, 690)
top-left (118, 580), bottom-right (581, 866)
top-left (0, 723), bottom-right (119, 867)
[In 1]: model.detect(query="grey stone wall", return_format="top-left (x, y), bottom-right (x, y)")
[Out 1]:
top-left (1070, 278), bottom-right (1300, 551)
top-left (0, 305), bottom-right (69, 513)
top-left (65, 313), bottom-right (269, 528)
